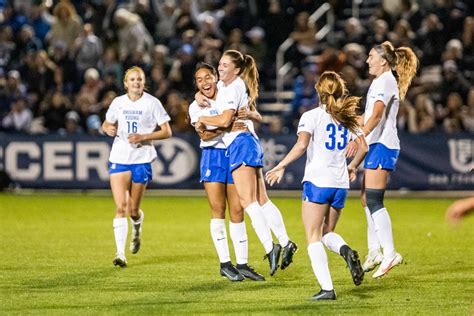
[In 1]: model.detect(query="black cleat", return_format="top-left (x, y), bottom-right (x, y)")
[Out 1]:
top-left (281, 240), bottom-right (298, 270)
top-left (236, 264), bottom-right (265, 281)
top-left (220, 262), bottom-right (244, 282)
top-left (113, 256), bottom-right (127, 268)
top-left (264, 243), bottom-right (282, 276)
top-left (340, 246), bottom-right (364, 286)
top-left (311, 289), bottom-right (336, 300)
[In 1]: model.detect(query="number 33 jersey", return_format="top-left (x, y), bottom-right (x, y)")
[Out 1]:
top-left (105, 92), bottom-right (170, 164)
top-left (297, 105), bottom-right (358, 189)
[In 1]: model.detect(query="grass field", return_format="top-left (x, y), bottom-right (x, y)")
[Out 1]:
top-left (1, 193), bottom-right (473, 315)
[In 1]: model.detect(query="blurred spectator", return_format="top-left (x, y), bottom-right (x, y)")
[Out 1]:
top-left (288, 11), bottom-right (317, 70)
top-left (401, 94), bottom-right (436, 133)
top-left (366, 19), bottom-right (389, 49)
top-left (27, 3), bottom-right (52, 44)
top-left (97, 46), bottom-right (122, 88)
top-left (246, 26), bottom-right (267, 70)
top-left (114, 7), bottom-right (154, 63)
top-left (1, 97), bottom-right (32, 133)
top-left (389, 19), bottom-right (415, 47)
top-left (438, 60), bottom-right (471, 106)
top-left (440, 92), bottom-right (465, 133)
top-left (291, 63), bottom-right (318, 121)
top-left (460, 88), bottom-right (474, 132)
top-left (149, 64), bottom-right (169, 100)
top-left (164, 90), bottom-right (193, 133)
top-left (46, 1), bottom-right (83, 52)
top-left (399, 0), bottom-right (423, 31)
top-left (336, 17), bottom-right (366, 48)
top-left (59, 110), bottom-right (83, 135)
top-left (41, 91), bottom-right (70, 132)
top-left (76, 68), bottom-right (103, 107)
top-left (416, 14), bottom-right (446, 66)
top-left (14, 25), bottom-right (42, 62)
top-left (86, 114), bottom-right (101, 136)
top-left (96, 90), bottom-right (117, 122)
top-left (225, 28), bottom-right (247, 52)
top-left (175, 0), bottom-right (196, 36)
top-left (49, 41), bottom-right (77, 94)
top-left (73, 23), bottom-right (103, 74)
top-left (0, 25), bottom-right (15, 69)
top-left (5, 70), bottom-right (27, 101)
top-left (168, 44), bottom-right (196, 95)
top-left (152, 0), bottom-right (178, 45)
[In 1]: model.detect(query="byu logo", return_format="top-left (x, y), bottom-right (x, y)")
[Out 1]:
top-left (153, 138), bottom-right (198, 184)
top-left (448, 139), bottom-right (473, 173)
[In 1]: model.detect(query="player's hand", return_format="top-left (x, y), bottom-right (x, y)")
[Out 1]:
top-left (195, 92), bottom-right (210, 108)
top-left (231, 121), bottom-right (248, 132)
top-left (348, 166), bottom-right (357, 182)
top-left (128, 133), bottom-right (143, 146)
top-left (195, 122), bottom-right (206, 134)
top-left (265, 166), bottom-right (285, 186)
top-left (103, 123), bottom-right (117, 137)
top-left (346, 140), bottom-right (358, 158)
top-left (237, 107), bottom-right (250, 120)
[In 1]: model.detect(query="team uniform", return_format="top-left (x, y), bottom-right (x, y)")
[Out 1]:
top-left (106, 92), bottom-right (171, 181)
top-left (297, 104), bottom-right (364, 298)
top-left (216, 78), bottom-right (263, 173)
top-left (297, 104), bottom-right (359, 207)
top-left (105, 91), bottom-right (170, 267)
top-left (188, 99), bottom-right (233, 184)
top-left (363, 71), bottom-right (400, 171)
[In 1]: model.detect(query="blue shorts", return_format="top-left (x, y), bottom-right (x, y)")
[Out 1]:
top-left (227, 132), bottom-right (264, 172)
top-left (302, 181), bottom-right (348, 209)
top-left (200, 147), bottom-right (234, 184)
top-left (364, 143), bottom-right (399, 171)
top-left (108, 162), bottom-right (152, 184)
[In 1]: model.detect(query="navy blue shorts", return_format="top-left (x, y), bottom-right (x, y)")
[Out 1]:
top-left (364, 143), bottom-right (399, 171)
top-left (227, 133), bottom-right (264, 172)
top-left (200, 147), bottom-right (234, 184)
top-left (108, 162), bottom-right (152, 184)
top-left (302, 181), bottom-right (348, 209)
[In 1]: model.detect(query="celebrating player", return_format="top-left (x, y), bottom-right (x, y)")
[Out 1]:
top-left (266, 71), bottom-right (367, 300)
top-left (189, 62), bottom-right (265, 281)
top-left (360, 41), bottom-right (418, 278)
top-left (102, 66), bottom-right (172, 267)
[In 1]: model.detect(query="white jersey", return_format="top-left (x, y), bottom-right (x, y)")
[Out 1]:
top-left (364, 70), bottom-right (400, 149)
top-left (188, 98), bottom-right (226, 149)
top-left (298, 105), bottom-right (360, 189)
top-left (216, 78), bottom-right (258, 147)
top-left (105, 92), bottom-right (170, 164)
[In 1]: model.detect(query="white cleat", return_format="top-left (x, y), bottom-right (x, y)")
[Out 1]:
top-left (372, 252), bottom-right (403, 278)
top-left (362, 250), bottom-right (383, 272)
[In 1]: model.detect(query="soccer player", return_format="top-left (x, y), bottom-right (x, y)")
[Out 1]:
top-left (197, 50), bottom-right (297, 276)
top-left (266, 71), bottom-right (367, 300)
top-left (102, 66), bottom-right (172, 267)
top-left (360, 41), bottom-right (418, 278)
top-left (189, 62), bottom-right (264, 281)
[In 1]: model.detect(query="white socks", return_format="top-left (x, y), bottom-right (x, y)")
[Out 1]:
top-left (365, 206), bottom-right (381, 252)
top-left (308, 242), bottom-right (333, 291)
top-left (244, 202), bottom-right (273, 253)
top-left (229, 221), bottom-right (248, 265)
top-left (321, 232), bottom-right (346, 254)
top-left (372, 208), bottom-right (396, 258)
top-left (210, 219), bottom-right (231, 263)
top-left (261, 200), bottom-right (290, 247)
top-left (113, 217), bottom-right (128, 257)
top-left (130, 209), bottom-right (144, 236)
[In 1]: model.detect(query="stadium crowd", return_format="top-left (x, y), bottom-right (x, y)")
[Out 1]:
top-left (0, 0), bottom-right (473, 136)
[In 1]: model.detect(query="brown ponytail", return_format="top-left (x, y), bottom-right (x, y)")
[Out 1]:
top-left (316, 71), bottom-right (361, 133)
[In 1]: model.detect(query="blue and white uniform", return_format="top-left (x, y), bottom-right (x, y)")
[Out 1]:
top-left (217, 77), bottom-right (263, 172)
top-left (189, 98), bottom-right (234, 184)
top-left (297, 105), bottom-right (360, 208)
top-left (364, 70), bottom-right (400, 170)
top-left (105, 92), bottom-right (170, 183)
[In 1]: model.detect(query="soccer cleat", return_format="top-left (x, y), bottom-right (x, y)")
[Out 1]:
top-left (362, 249), bottom-right (383, 272)
top-left (113, 255), bottom-right (127, 268)
top-left (281, 240), bottom-right (298, 270)
top-left (130, 211), bottom-right (144, 254)
top-left (236, 264), bottom-right (265, 281)
top-left (264, 243), bottom-right (282, 276)
top-left (311, 289), bottom-right (336, 301)
top-left (220, 262), bottom-right (244, 282)
top-left (341, 246), bottom-right (364, 286)
top-left (372, 252), bottom-right (403, 278)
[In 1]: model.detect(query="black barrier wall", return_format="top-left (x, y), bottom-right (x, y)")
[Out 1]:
top-left (0, 132), bottom-right (472, 190)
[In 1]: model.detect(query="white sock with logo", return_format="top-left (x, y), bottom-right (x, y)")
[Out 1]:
top-left (245, 202), bottom-right (273, 253)
top-left (372, 208), bottom-right (396, 258)
top-left (210, 219), bottom-right (231, 263)
top-left (113, 217), bottom-right (128, 257)
top-left (321, 232), bottom-right (347, 254)
top-left (308, 242), bottom-right (333, 291)
top-left (229, 221), bottom-right (248, 265)
top-left (365, 206), bottom-right (381, 253)
top-left (261, 200), bottom-right (290, 247)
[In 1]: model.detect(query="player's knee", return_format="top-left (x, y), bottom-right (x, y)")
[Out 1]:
top-left (366, 188), bottom-right (385, 214)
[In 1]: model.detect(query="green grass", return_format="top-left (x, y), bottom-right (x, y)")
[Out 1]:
top-left (1, 193), bottom-right (473, 314)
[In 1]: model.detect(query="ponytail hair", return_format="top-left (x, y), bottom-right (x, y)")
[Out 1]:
top-left (223, 49), bottom-right (260, 111)
top-left (316, 71), bottom-right (361, 134)
top-left (375, 41), bottom-right (419, 100)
